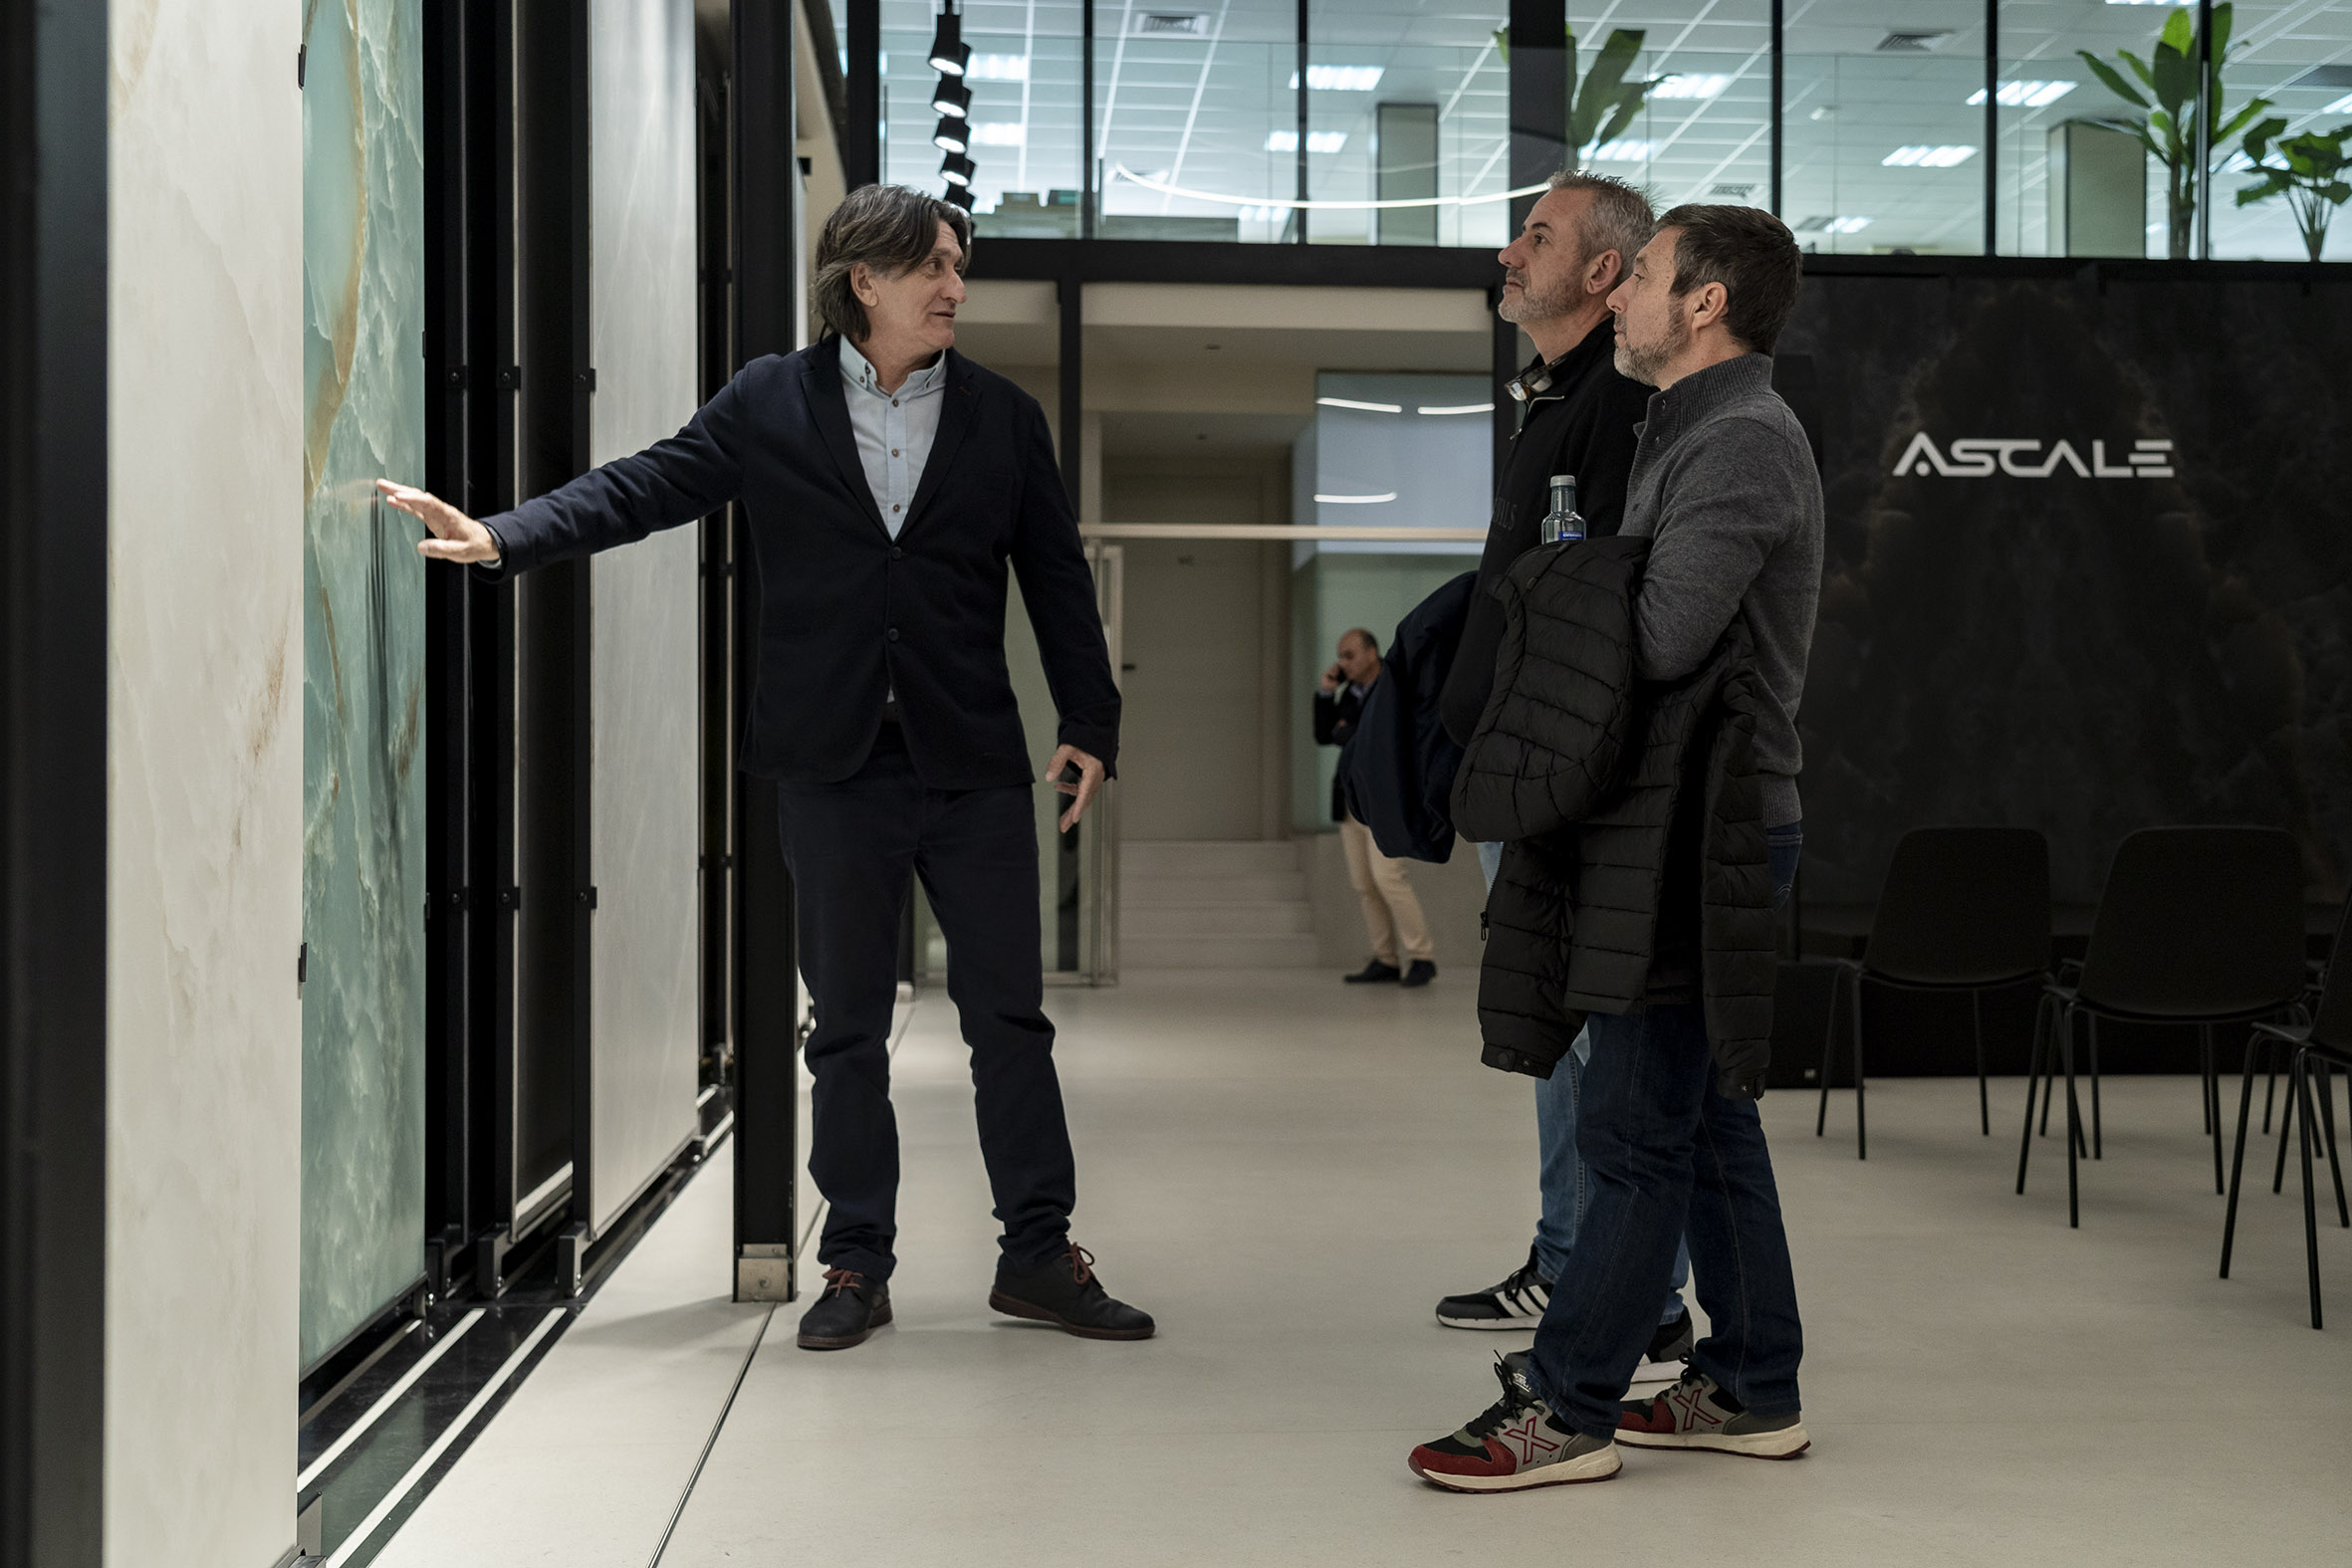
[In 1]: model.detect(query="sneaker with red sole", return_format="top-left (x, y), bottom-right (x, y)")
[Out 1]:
top-left (1616, 1367), bottom-right (1809, 1458)
top-left (1407, 1351), bottom-right (1621, 1493)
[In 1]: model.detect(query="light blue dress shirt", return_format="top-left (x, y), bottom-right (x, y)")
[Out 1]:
top-left (838, 337), bottom-right (949, 539)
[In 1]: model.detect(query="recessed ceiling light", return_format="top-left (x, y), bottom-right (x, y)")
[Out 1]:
top-left (1416, 402), bottom-right (1494, 416)
top-left (1653, 74), bottom-right (1733, 100)
top-left (2327, 93), bottom-right (2352, 114)
top-left (1968, 80), bottom-right (2077, 108)
top-left (1314, 492), bottom-right (1399, 504)
top-left (966, 53), bottom-right (1029, 82)
top-left (1883, 144), bottom-right (1978, 167)
top-left (1266, 130), bottom-right (1347, 154)
top-left (970, 121), bottom-right (1026, 145)
top-left (1290, 66), bottom-right (1384, 92)
top-left (1315, 397), bottom-right (1402, 413)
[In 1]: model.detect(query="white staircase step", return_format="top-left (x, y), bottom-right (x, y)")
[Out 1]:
top-left (1123, 902), bottom-right (1316, 939)
top-left (1123, 933), bottom-right (1321, 969)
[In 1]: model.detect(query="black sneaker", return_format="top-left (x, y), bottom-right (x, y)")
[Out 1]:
top-left (1637, 1308), bottom-right (1695, 1379)
top-left (1436, 1244), bottom-right (1551, 1330)
top-left (797, 1266), bottom-right (890, 1351)
top-left (990, 1243), bottom-right (1155, 1340)
top-left (1401, 959), bottom-right (1438, 989)
top-left (1408, 1351), bottom-right (1621, 1492)
top-left (1344, 959), bottom-right (1402, 985)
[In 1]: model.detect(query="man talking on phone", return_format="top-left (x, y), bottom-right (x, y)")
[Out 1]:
top-left (377, 184), bottom-right (1151, 1353)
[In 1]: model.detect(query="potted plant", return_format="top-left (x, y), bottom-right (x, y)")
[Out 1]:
top-left (2075, 3), bottom-right (2275, 258)
top-left (1493, 26), bottom-right (1660, 165)
top-left (2234, 120), bottom-right (2350, 261)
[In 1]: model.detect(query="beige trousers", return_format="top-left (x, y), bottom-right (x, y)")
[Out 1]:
top-left (1339, 813), bottom-right (1433, 966)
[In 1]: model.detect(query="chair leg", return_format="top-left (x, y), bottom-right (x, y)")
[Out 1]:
top-left (1852, 971), bottom-right (1868, 1162)
top-left (2296, 1053), bottom-right (2323, 1330)
top-left (2088, 1015), bottom-right (2103, 1161)
top-left (2319, 1061), bottom-right (2350, 1230)
top-left (2262, 1036), bottom-right (2280, 1135)
top-left (2062, 1006), bottom-right (2082, 1228)
top-left (1815, 967), bottom-right (1837, 1139)
top-left (2204, 1024), bottom-right (2225, 1196)
top-left (1973, 989), bottom-right (1989, 1136)
top-left (2275, 1061), bottom-right (2299, 1196)
top-left (2018, 992), bottom-right (2050, 1196)
top-left (2222, 1029), bottom-right (2260, 1278)
top-left (2039, 1014), bottom-right (2058, 1138)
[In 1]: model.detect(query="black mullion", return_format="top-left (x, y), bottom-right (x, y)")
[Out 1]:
top-left (846, 0), bottom-right (880, 188)
top-left (1, 0), bottom-right (109, 1558)
top-left (1984, 0), bottom-right (1998, 256)
top-left (1769, 0), bottom-right (1783, 218)
top-left (1294, 0), bottom-right (1308, 242)
top-left (421, 0), bottom-right (478, 1302)
top-left (731, 0), bottom-right (799, 1303)
top-left (1081, 1), bottom-right (1096, 238)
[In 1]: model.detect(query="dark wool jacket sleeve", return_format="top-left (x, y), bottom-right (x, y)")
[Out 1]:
top-left (1008, 393), bottom-right (1123, 773)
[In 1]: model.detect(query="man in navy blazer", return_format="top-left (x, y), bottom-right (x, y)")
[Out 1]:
top-left (380, 184), bottom-right (1151, 1351)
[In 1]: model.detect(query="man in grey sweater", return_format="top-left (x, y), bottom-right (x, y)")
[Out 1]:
top-left (1410, 205), bottom-right (1822, 1492)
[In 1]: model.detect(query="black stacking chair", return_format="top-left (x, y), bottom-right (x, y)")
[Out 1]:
top-left (1815, 827), bottom-right (2051, 1159)
top-left (2221, 892), bottom-right (2350, 1327)
top-left (2016, 826), bottom-right (2306, 1229)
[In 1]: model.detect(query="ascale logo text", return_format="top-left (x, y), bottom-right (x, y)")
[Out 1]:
top-left (1892, 434), bottom-right (2174, 479)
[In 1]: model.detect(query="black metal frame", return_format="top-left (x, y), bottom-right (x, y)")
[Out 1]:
top-left (1, 0), bottom-right (108, 1557)
top-left (731, 0), bottom-right (801, 1304)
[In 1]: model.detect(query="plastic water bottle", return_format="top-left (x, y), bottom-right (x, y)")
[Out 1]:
top-left (1539, 474), bottom-right (1585, 545)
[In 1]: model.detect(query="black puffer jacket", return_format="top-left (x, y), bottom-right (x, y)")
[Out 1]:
top-left (1451, 537), bottom-right (1778, 1098)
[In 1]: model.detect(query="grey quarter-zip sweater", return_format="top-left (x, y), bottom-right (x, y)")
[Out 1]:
top-left (1619, 352), bottom-right (1823, 828)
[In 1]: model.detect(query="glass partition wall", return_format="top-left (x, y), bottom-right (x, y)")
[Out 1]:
top-left (856, 0), bottom-right (2352, 260)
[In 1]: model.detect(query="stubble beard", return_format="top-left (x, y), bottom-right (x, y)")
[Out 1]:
top-left (1613, 301), bottom-right (1689, 386)
top-left (1497, 260), bottom-right (1586, 327)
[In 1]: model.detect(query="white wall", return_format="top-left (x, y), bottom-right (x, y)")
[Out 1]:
top-left (107, 0), bottom-right (304, 1562)
top-left (587, 0), bottom-right (704, 1232)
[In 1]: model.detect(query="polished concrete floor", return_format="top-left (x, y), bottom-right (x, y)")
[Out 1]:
top-left (378, 972), bottom-right (2352, 1566)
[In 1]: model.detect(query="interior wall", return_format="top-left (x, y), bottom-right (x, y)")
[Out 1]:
top-left (107, 0), bottom-right (304, 1561)
top-left (1106, 457), bottom-right (1291, 841)
top-left (587, 0), bottom-right (703, 1233)
top-left (298, 0), bottom-right (429, 1374)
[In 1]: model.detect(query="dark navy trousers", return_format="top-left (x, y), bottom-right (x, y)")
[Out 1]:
top-left (775, 722), bottom-right (1074, 1281)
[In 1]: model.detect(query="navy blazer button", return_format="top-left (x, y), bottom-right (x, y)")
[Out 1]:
top-left (891, 547), bottom-right (904, 559)
top-left (887, 627), bottom-right (900, 642)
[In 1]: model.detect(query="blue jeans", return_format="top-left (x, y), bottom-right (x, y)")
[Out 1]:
top-left (1479, 840), bottom-right (1688, 1324)
top-left (1527, 824), bottom-right (1805, 1437)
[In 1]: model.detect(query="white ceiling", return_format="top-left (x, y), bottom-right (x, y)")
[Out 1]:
top-left (847, 0), bottom-right (2352, 258)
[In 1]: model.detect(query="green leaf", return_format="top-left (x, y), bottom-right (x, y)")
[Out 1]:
top-left (2078, 51), bottom-right (2151, 111)
top-left (2210, 2), bottom-right (2234, 62)
top-left (2160, 7), bottom-right (2195, 59)
top-left (1573, 29), bottom-right (1647, 150)
top-left (2235, 175), bottom-right (2286, 206)
top-left (2242, 114), bottom-right (2286, 164)
top-left (2119, 50), bottom-right (2160, 98)
top-left (2151, 36), bottom-right (2197, 115)
top-left (1492, 26), bottom-right (1509, 65)
top-left (1593, 90), bottom-right (1649, 153)
top-left (2214, 97), bottom-right (2273, 149)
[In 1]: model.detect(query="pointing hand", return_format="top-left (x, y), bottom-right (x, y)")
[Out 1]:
top-left (377, 479), bottom-right (501, 564)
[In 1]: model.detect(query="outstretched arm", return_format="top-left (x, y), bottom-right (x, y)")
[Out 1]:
top-left (383, 371), bottom-right (751, 577)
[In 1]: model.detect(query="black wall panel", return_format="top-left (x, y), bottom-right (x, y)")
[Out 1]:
top-left (1783, 270), bottom-right (2352, 910)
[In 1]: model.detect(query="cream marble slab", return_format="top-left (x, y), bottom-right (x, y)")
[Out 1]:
top-left (107, 0), bottom-right (305, 1563)
top-left (585, 0), bottom-right (703, 1234)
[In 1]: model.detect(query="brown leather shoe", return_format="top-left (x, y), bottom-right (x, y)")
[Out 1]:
top-left (798, 1266), bottom-right (891, 1350)
top-left (989, 1243), bottom-right (1155, 1340)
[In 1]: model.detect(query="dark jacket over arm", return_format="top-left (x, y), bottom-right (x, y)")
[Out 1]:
top-left (1438, 318), bottom-right (1649, 746)
top-left (476, 340), bottom-right (1119, 788)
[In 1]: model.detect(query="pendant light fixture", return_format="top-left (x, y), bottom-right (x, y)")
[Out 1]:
top-left (930, 75), bottom-right (971, 118)
top-left (927, 1), bottom-right (970, 78)
top-left (940, 152), bottom-right (976, 188)
top-left (933, 116), bottom-right (969, 154)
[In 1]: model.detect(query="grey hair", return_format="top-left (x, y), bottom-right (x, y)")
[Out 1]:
top-left (1545, 170), bottom-right (1657, 285)
top-left (813, 184), bottom-right (974, 343)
